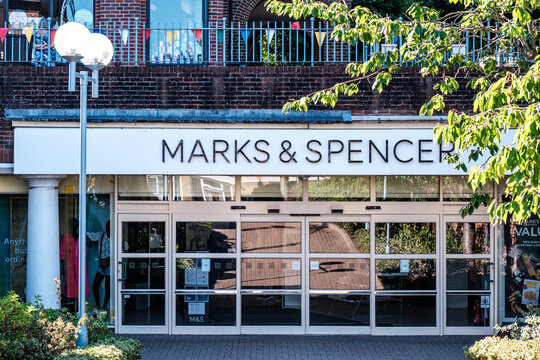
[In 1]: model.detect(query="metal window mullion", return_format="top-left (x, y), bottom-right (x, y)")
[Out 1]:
top-left (373, 254), bottom-right (437, 260)
top-left (240, 253), bottom-right (302, 259)
top-left (175, 254), bottom-right (238, 259)
top-left (121, 253), bottom-right (167, 258)
top-left (308, 253), bottom-right (370, 259)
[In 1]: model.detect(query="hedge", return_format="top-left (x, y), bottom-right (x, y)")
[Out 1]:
top-left (465, 336), bottom-right (540, 360)
top-left (54, 337), bottom-right (142, 360)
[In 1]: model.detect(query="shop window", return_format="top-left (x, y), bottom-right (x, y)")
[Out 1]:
top-left (0, 175), bottom-right (28, 299)
top-left (375, 222), bottom-right (436, 254)
top-left (118, 175), bottom-right (169, 201)
top-left (309, 222), bottom-right (370, 253)
top-left (147, 0), bottom-right (205, 64)
top-left (375, 175), bottom-right (440, 201)
top-left (240, 176), bottom-right (302, 201)
top-left (176, 221), bottom-right (236, 253)
top-left (375, 259), bottom-right (436, 290)
top-left (442, 176), bottom-right (493, 201)
top-left (172, 175), bottom-right (235, 201)
top-left (307, 176), bottom-right (370, 201)
top-left (446, 222), bottom-right (490, 254)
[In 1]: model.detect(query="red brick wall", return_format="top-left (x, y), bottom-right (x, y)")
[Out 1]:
top-left (0, 65), bottom-right (475, 163)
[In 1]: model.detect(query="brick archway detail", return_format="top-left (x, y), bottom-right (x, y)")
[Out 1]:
top-left (232, 0), bottom-right (263, 24)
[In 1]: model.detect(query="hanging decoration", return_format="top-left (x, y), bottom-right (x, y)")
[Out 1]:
top-left (265, 29), bottom-right (275, 43)
top-left (315, 31), bottom-right (326, 46)
top-left (23, 27), bottom-right (33, 43)
top-left (166, 31), bottom-right (173, 47)
top-left (217, 29), bottom-right (223, 43)
top-left (0, 28), bottom-right (8, 44)
top-left (240, 29), bottom-right (251, 44)
top-left (142, 29), bottom-right (151, 42)
top-left (191, 29), bottom-right (202, 43)
top-left (118, 29), bottom-right (129, 46)
top-left (291, 22), bottom-right (300, 30)
top-left (50, 30), bottom-right (57, 46)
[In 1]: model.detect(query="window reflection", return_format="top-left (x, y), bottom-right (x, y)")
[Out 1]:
top-left (240, 176), bottom-right (302, 201)
top-left (310, 295), bottom-right (370, 326)
top-left (241, 259), bottom-right (301, 289)
top-left (118, 175), bottom-right (168, 201)
top-left (309, 258), bottom-right (369, 290)
top-left (310, 222), bottom-right (369, 253)
top-left (375, 176), bottom-right (439, 201)
top-left (446, 259), bottom-right (489, 291)
top-left (446, 223), bottom-right (490, 254)
top-left (375, 223), bottom-right (436, 254)
top-left (176, 258), bottom-right (236, 289)
top-left (173, 176), bottom-right (235, 201)
top-left (122, 222), bottom-right (165, 253)
top-left (442, 176), bottom-right (493, 201)
top-left (177, 222), bottom-right (236, 253)
top-left (375, 259), bottom-right (436, 290)
top-left (241, 222), bottom-right (301, 253)
top-left (308, 176), bottom-right (370, 201)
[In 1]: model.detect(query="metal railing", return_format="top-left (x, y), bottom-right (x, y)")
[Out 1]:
top-left (0, 18), bottom-right (528, 66)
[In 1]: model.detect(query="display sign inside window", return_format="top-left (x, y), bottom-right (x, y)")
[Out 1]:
top-left (504, 215), bottom-right (540, 318)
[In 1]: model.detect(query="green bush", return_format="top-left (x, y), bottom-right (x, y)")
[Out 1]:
top-left (54, 337), bottom-right (142, 360)
top-left (464, 337), bottom-right (540, 360)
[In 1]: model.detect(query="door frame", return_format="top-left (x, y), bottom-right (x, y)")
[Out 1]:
top-left (115, 213), bottom-right (170, 334)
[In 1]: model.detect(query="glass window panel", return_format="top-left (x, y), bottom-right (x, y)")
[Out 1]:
top-left (118, 175), bottom-right (168, 201)
top-left (375, 223), bottom-right (436, 254)
top-left (173, 176), bottom-right (235, 201)
top-left (176, 295), bottom-right (236, 326)
top-left (123, 258), bottom-right (165, 289)
top-left (446, 294), bottom-right (491, 327)
top-left (309, 258), bottom-right (369, 290)
top-left (240, 176), bottom-right (302, 201)
top-left (442, 176), bottom-right (493, 201)
top-left (148, 0), bottom-right (204, 64)
top-left (307, 176), bottom-right (370, 201)
top-left (310, 222), bottom-right (369, 253)
top-left (241, 222), bottom-right (301, 253)
top-left (446, 222), bottom-right (490, 254)
top-left (241, 295), bottom-right (301, 325)
top-left (176, 258), bottom-right (236, 290)
top-left (446, 259), bottom-right (489, 291)
top-left (177, 222), bottom-right (236, 253)
top-left (375, 176), bottom-right (440, 201)
top-left (375, 295), bottom-right (436, 327)
top-left (122, 222), bottom-right (165, 253)
top-left (310, 295), bottom-right (370, 326)
top-left (375, 260), bottom-right (436, 290)
top-left (122, 294), bottom-right (165, 325)
top-left (241, 259), bottom-right (301, 289)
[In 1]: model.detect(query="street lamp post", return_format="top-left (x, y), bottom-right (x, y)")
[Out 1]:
top-left (54, 22), bottom-right (113, 347)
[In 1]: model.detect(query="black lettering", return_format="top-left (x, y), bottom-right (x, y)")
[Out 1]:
top-left (254, 140), bottom-right (270, 163)
top-left (162, 140), bottom-right (183, 162)
top-left (213, 140), bottom-right (230, 163)
top-left (235, 140), bottom-right (252, 163)
top-left (439, 142), bottom-right (455, 162)
top-left (188, 140), bottom-right (209, 163)
top-left (306, 140), bottom-right (322, 163)
top-left (348, 140), bottom-right (363, 163)
top-left (418, 139), bottom-right (434, 163)
top-left (328, 140), bottom-right (344, 163)
top-left (393, 139), bottom-right (413, 163)
top-left (369, 140), bottom-right (388, 163)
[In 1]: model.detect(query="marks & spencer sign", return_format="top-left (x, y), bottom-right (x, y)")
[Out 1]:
top-left (15, 127), bottom-right (477, 175)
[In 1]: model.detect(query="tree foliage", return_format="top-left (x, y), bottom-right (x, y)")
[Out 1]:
top-left (265, 0), bottom-right (540, 223)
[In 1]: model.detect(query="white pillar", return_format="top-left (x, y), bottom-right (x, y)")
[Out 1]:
top-left (24, 176), bottom-right (64, 308)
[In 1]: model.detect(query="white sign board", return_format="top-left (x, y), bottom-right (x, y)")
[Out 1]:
top-left (14, 127), bottom-right (512, 176)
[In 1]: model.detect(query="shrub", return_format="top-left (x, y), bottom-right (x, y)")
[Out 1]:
top-left (464, 337), bottom-right (540, 360)
top-left (85, 312), bottom-right (112, 344)
top-left (54, 337), bottom-right (142, 360)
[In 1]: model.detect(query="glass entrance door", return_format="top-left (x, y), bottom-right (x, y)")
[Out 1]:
top-left (443, 215), bottom-right (494, 335)
top-left (371, 215), bottom-right (440, 335)
top-left (117, 214), bottom-right (169, 334)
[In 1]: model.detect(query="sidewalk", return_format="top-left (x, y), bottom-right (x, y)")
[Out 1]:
top-left (130, 334), bottom-right (481, 360)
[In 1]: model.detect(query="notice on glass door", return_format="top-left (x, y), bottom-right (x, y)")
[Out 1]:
top-left (188, 302), bottom-right (205, 315)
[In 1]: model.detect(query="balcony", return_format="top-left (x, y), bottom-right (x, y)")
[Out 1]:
top-left (0, 18), bottom-right (525, 67)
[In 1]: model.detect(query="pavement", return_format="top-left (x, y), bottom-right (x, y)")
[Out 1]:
top-left (130, 334), bottom-right (482, 360)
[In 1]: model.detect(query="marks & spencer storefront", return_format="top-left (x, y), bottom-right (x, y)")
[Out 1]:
top-left (0, 113), bottom-right (529, 336)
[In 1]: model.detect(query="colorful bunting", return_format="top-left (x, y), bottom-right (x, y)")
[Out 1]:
top-left (0, 28), bottom-right (8, 44)
top-left (315, 31), bottom-right (326, 46)
top-left (291, 22), bottom-right (300, 30)
top-left (191, 29), bottom-right (202, 43)
top-left (166, 31), bottom-right (173, 47)
top-left (23, 27), bottom-right (33, 43)
top-left (240, 29), bottom-right (251, 44)
top-left (50, 30), bottom-right (57, 46)
top-left (142, 29), bottom-right (151, 42)
top-left (118, 29), bottom-right (129, 46)
top-left (217, 29), bottom-right (223, 43)
top-left (265, 29), bottom-right (275, 43)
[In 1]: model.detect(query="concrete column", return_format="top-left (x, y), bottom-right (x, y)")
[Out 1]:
top-left (24, 176), bottom-right (64, 308)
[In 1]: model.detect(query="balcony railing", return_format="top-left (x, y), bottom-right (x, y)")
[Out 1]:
top-left (0, 18), bottom-right (527, 66)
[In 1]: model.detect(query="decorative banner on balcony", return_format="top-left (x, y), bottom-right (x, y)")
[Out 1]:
top-left (265, 29), bottom-right (275, 43)
top-left (118, 29), bottom-right (129, 46)
top-left (240, 29), bottom-right (251, 44)
top-left (142, 29), bottom-right (151, 42)
top-left (23, 27), bottom-right (33, 43)
top-left (166, 31), bottom-right (173, 47)
top-left (217, 29), bottom-right (223, 43)
top-left (315, 31), bottom-right (326, 46)
top-left (0, 28), bottom-right (8, 44)
top-left (191, 29), bottom-right (202, 43)
top-left (291, 22), bottom-right (300, 30)
top-left (50, 30), bottom-right (56, 46)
